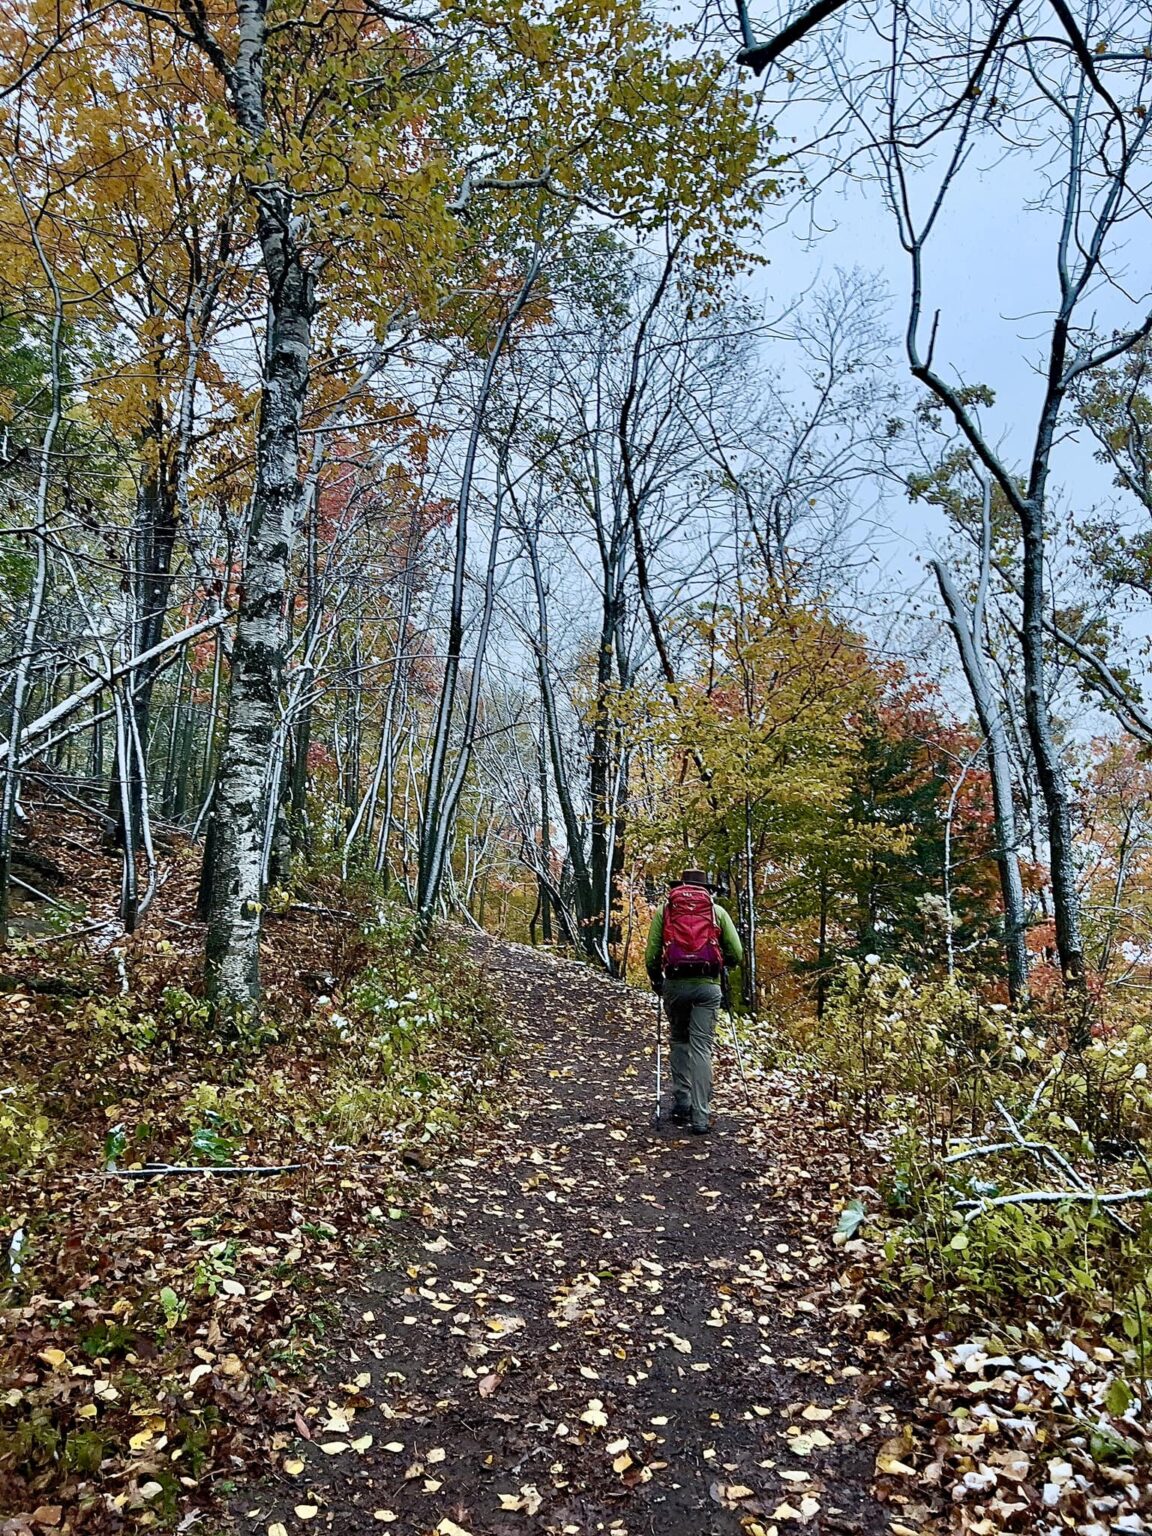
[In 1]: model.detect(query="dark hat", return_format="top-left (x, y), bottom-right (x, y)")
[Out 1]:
top-left (679, 868), bottom-right (710, 888)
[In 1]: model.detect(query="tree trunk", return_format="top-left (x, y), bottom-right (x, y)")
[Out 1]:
top-left (107, 412), bottom-right (179, 849)
top-left (1018, 505), bottom-right (1084, 990)
top-left (538, 710), bottom-right (553, 944)
top-left (0, 192), bottom-right (62, 941)
top-left (932, 556), bottom-right (1030, 1001)
top-left (416, 253), bottom-right (542, 930)
top-left (203, 248), bottom-right (314, 1007)
top-left (185, 0), bottom-right (318, 1010)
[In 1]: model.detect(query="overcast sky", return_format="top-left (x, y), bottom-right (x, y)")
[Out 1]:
top-left (722, 2), bottom-right (1152, 664)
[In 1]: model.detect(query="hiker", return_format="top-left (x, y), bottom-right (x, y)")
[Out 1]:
top-left (645, 868), bottom-right (743, 1135)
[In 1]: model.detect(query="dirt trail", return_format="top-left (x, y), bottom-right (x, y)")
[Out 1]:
top-left (242, 937), bottom-right (898, 1536)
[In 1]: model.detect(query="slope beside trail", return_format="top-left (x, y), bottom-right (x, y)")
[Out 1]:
top-left (241, 936), bottom-right (899, 1536)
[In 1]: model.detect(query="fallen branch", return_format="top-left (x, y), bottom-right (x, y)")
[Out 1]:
top-left (81, 1162), bottom-right (305, 1180)
top-left (960, 1186), bottom-right (1152, 1218)
top-left (10, 872), bottom-right (74, 910)
top-left (0, 611), bottom-right (226, 765)
top-left (995, 1098), bottom-right (1094, 1196)
top-left (944, 1140), bottom-right (1017, 1163)
top-left (947, 1101), bottom-right (1136, 1233)
top-left (284, 902), bottom-right (354, 921)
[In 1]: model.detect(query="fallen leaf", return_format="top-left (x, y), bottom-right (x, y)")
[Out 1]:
top-left (372, 1514), bottom-right (397, 1524)
top-left (477, 1373), bottom-right (501, 1397)
top-left (350, 1435), bottom-right (373, 1453)
top-left (876, 1450), bottom-right (918, 1477)
top-left (800, 1406), bottom-right (833, 1422)
top-left (435, 1521), bottom-right (473, 1536)
top-left (268, 1525), bottom-right (287, 1536)
top-left (426, 1446), bottom-right (446, 1463)
top-left (283, 1459), bottom-right (305, 1475)
top-left (294, 1507), bottom-right (319, 1521)
top-left (580, 1398), bottom-right (608, 1428)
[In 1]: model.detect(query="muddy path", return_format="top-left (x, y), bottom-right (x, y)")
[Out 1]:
top-left (239, 937), bottom-right (898, 1536)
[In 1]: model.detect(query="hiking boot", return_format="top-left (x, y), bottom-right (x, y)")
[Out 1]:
top-left (690, 1121), bottom-right (711, 1136)
top-left (670, 1104), bottom-right (691, 1124)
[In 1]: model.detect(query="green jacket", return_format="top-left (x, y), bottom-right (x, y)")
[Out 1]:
top-left (645, 893), bottom-right (744, 986)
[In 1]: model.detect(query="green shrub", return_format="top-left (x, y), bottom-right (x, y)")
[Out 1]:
top-left (0, 1085), bottom-right (50, 1171)
top-left (813, 959), bottom-right (1025, 1147)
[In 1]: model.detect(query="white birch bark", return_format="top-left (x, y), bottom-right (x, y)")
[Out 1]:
top-left (185, 0), bottom-right (318, 1009)
top-left (0, 159), bottom-right (64, 937)
top-left (933, 532), bottom-right (1030, 999)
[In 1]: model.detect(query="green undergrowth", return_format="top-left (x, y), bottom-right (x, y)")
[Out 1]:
top-left (771, 960), bottom-right (1152, 1444)
top-left (0, 899), bottom-right (505, 1531)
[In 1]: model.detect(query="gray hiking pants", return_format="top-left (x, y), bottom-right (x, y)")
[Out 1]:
top-left (663, 977), bottom-right (721, 1130)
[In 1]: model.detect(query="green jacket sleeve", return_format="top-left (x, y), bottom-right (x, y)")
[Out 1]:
top-left (715, 903), bottom-right (744, 969)
top-left (645, 906), bottom-right (664, 984)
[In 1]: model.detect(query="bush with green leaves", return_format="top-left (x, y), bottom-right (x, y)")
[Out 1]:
top-left (812, 958), bottom-right (1024, 1147)
top-left (0, 1085), bottom-right (51, 1171)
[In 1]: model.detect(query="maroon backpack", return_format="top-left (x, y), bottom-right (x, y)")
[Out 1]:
top-left (662, 884), bottom-right (723, 975)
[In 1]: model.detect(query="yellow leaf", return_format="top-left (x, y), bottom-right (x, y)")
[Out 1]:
top-left (876, 1452), bottom-right (918, 1477)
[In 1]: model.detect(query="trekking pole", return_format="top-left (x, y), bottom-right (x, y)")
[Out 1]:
top-left (729, 1014), bottom-right (751, 1100)
top-left (650, 990), bottom-right (663, 1129)
top-left (723, 969), bottom-right (753, 1108)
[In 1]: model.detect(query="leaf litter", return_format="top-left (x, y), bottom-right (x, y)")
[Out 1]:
top-left (233, 934), bottom-right (895, 1536)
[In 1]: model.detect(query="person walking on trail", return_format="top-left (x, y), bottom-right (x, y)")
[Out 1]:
top-left (645, 868), bottom-right (743, 1135)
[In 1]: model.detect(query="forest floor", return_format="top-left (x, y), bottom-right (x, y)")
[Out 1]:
top-left (10, 806), bottom-right (1144, 1536)
top-left (235, 935), bottom-right (902, 1536)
